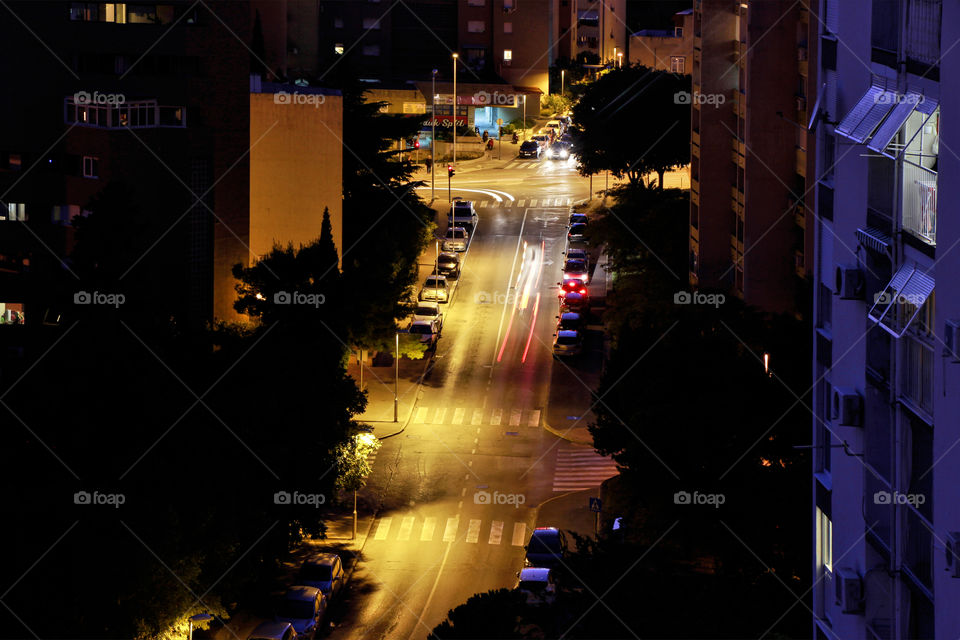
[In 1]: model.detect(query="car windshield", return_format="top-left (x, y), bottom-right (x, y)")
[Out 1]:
top-left (410, 324), bottom-right (433, 334)
top-left (564, 260), bottom-right (585, 271)
top-left (277, 599), bottom-right (316, 620)
top-left (528, 533), bottom-right (560, 554)
top-left (446, 229), bottom-right (466, 239)
top-left (415, 306), bottom-right (438, 317)
top-left (518, 580), bottom-right (548, 592)
top-left (559, 320), bottom-right (578, 330)
top-left (557, 334), bottom-right (579, 345)
top-left (521, 141), bottom-right (537, 149)
top-left (424, 278), bottom-right (443, 288)
top-left (568, 249), bottom-right (586, 259)
top-left (438, 256), bottom-right (457, 265)
top-left (300, 565), bottom-right (332, 581)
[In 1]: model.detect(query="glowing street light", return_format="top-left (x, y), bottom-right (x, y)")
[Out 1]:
top-left (452, 53), bottom-right (459, 166)
top-left (617, 52), bottom-right (624, 68)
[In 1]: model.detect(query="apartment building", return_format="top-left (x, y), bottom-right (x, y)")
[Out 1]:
top-left (810, 1), bottom-right (959, 638)
top-left (574, 0), bottom-right (627, 63)
top-left (689, 0), bottom-right (815, 314)
top-left (629, 9), bottom-right (693, 73)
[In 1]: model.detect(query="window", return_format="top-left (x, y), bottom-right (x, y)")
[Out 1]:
top-left (334, 17), bottom-right (343, 28)
top-left (467, 20), bottom-right (485, 33)
top-left (468, 0), bottom-right (485, 5)
top-left (82, 156), bottom-right (99, 178)
top-left (4, 203), bottom-right (25, 221)
top-left (334, 43), bottom-right (344, 55)
top-left (902, 337), bottom-right (934, 414)
top-left (670, 56), bottom-right (685, 73)
top-left (504, 22), bottom-right (513, 33)
top-left (503, 49), bottom-right (512, 64)
top-left (815, 374), bottom-right (832, 473)
top-left (362, 45), bottom-right (380, 56)
top-left (817, 507), bottom-right (832, 573)
top-left (8, 153), bottom-right (21, 171)
top-left (362, 17), bottom-right (381, 29)
top-left (504, 0), bottom-right (514, 8)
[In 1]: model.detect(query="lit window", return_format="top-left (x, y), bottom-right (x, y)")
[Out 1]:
top-left (362, 17), bottom-right (381, 29)
top-left (816, 508), bottom-right (832, 573)
top-left (334, 43), bottom-right (344, 55)
top-left (467, 20), bottom-right (485, 33)
top-left (504, 0), bottom-right (514, 8)
top-left (82, 156), bottom-right (99, 178)
top-left (362, 45), bottom-right (381, 56)
top-left (4, 203), bottom-right (25, 221)
top-left (503, 49), bottom-right (512, 63)
top-left (334, 17), bottom-right (343, 28)
top-left (670, 56), bottom-right (685, 73)
top-left (8, 153), bottom-right (21, 171)
top-left (504, 22), bottom-right (513, 33)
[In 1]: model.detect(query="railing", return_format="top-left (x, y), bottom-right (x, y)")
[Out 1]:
top-left (902, 163), bottom-right (937, 245)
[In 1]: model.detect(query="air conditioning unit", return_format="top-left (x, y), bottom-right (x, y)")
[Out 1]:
top-left (835, 567), bottom-right (863, 613)
top-left (944, 320), bottom-right (960, 362)
top-left (832, 387), bottom-right (862, 426)
top-left (836, 264), bottom-right (864, 300)
top-left (946, 532), bottom-right (960, 578)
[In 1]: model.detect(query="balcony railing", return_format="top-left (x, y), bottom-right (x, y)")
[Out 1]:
top-left (903, 163), bottom-right (937, 245)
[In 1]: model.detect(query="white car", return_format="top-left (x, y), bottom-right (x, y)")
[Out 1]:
top-left (412, 302), bottom-right (444, 328)
top-left (275, 586), bottom-right (326, 640)
top-left (419, 275), bottom-right (449, 303)
top-left (514, 567), bottom-right (557, 606)
top-left (297, 552), bottom-right (345, 598)
top-left (442, 227), bottom-right (469, 252)
top-left (409, 318), bottom-right (441, 348)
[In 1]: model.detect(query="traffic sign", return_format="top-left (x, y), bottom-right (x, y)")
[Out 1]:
top-left (589, 497), bottom-right (602, 512)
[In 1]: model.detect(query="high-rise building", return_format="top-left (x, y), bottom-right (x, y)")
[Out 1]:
top-left (689, 0), bottom-right (815, 314)
top-left (628, 9), bottom-right (693, 73)
top-left (573, 0), bottom-right (627, 64)
top-left (810, 0), bottom-right (958, 637)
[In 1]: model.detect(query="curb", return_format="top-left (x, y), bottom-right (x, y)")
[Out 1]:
top-left (375, 354), bottom-right (433, 440)
top-left (541, 419), bottom-right (594, 447)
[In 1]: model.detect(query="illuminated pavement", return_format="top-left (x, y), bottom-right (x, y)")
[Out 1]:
top-left (328, 156), bottom-right (620, 640)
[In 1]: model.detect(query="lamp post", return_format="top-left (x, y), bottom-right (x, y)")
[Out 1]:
top-left (452, 53), bottom-right (458, 166)
top-left (394, 332), bottom-right (399, 422)
top-left (618, 52), bottom-right (623, 68)
top-left (435, 239), bottom-right (439, 299)
top-left (613, 47), bottom-right (617, 66)
top-left (560, 69), bottom-right (565, 96)
top-left (431, 69), bottom-right (437, 202)
top-left (522, 94), bottom-right (527, 140)
top-left (188, 614), bottom-right (214, 640)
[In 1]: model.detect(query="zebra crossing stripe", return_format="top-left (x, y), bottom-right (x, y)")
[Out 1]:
top-left (518, 200), bottom-right (526, 208)
top-left (466, 519), bottom-right (482, 543)
top-left (528, 409), bottom-right (541, 427)
top-left (488, 520), bottom-right (504, 545)
top-left (490, 408), bottom-right (502, 426)
top-left (453, 407), bottom-right (465, 425)
top-left (398, 516), bottom-right (414, 541)
top-left (374, 517), bottom-right (392, 541)
top-left (415, 407), bottom-right (428, 423)
top-left (471, 408), bottom-right (483, 425)
top-left (510, 409), bottom-right (522, 427)
top-left (554, 198), bottom-right (562, 206)
top-left (443, 516), bottom-right (459, 542)
top-left (479, 200), bottom-right (489, 208)
top-left (512, 522), bottom-right (527, 546)
top-left (421, 516), bottom-right (437, 541)
top-left (434, 407), bottom-right (447, 424)
top-left (530, 199), bottom-right (538, 207)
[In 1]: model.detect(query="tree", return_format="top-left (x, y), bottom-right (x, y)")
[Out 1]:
top-left (429, 589), bottom-right (533, 639)
top-left (570, 65), bottom-right (690, 187)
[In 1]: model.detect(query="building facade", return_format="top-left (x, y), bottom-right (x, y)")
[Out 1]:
top-left (574, 0), bottom-right (627, 64)
top-left (811, 0), bottom-right (958, 638)
top-left (629, 9), bottom-right (693, 73)
top-left (689, 0), bottom-right (815, 314)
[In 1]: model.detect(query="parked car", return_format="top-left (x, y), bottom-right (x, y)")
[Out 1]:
top-left (567, 213), bottom-right (588, 227)
top-left (419, 275), bottom-right (450, 303)
top-left (247, 621), bottom-right (297, 640)
top-left (562, 258), bottom-right (589, 283)
top-left (518, 140), bottom-right (541, 158)
top-left (531, 134), bottom-right (550, 148)
top-left (564, 247), bottom-right (589, 271)
top-left (436, 252), bottom-right (461, 279)
top-left (525, 527), bottom-right (568, 568)
top-left (567, 223), bottom-right (588, 244)
top-left (409, 318), bottom-right (441, 348)
top-left (412, 302), bottom-right (444, 328)
top-left (556, 311), bottom-right (583, 332)
top-left (553, 329), bottom-right (583, 357)
top-left (297, 553), bottom-right (345, 598)
top-left (448, 199), bottom-right (478, 230)
top-left (545, 120), bottom-right (563, 135)
top-left (442, 226), bottom-right (469, 252)
top-left (546, 142), bottom-right (571, 160)
top-left (514, 567), bottom-right (558, 606)
top-left (275, 586), bottom-right (326, 640)
top-left (559, 290), bottom-right (589, 314)
top-left (559, 279), bottom-right (588, 295)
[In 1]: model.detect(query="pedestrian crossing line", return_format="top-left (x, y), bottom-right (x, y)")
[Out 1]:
top-left (530, 199), bottom-right (538, 207)
top-left (490, 408), bottom-right (502, 426)
top-left (434, 407), bottom-right (447, 424)
top-left (528, 409), bottom-right (541, 427)
top-left (398, 516), bottom-right (414, 541)
top-left (421, 516), bottom-right (437, 541)
top-left (374, 517), bottom-right (392, 540)
top-left (465, 518), bottom-right (482, 543)
top-left (443, 516), bottom-right (459, 542)
top-left (503, 200), bottom-right (513, 208)
top-left (415, 406), bottom-right (428, 423)
top-left (553, 198), bottom-right (562, 206)
top-left (410, 406), bottom-right (544, 426)
top-left (471, 408), bottom-right (483, 425)
top-left (489, 520), bottom-right (504, 545)
top-left (512, 522), bottom-right (527, 546)
top-left (552, 448), bottom-right (619, 491)
top-left (453, 407), bottom-right (465, 425)
top-left (479, 200), bottom-right (489, 208)
top-left (517, 200), bottom-right (526, 208)
top-left (510, 409), bottom-right (522, 427)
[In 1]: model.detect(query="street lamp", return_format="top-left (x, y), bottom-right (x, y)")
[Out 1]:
top-left (618, 52), bottom-right (623, 68)
top-left (394, 332), bottom-right (399, 422)
top-left (560, 69), bottom-right (565, 96)
top-left (431, 69), bottom-right (437, 202)
top-left (522, 94), bottom-right (527, 140)
top-left (435, 239), bottom-right (440, 300)
top-left (188, 614), bottom-right (214, 640)
top-left (452, 53), bottom-right (458, 167)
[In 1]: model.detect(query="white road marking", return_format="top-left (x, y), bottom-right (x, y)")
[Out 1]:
top-left (374, 517), bottom-right (392, 540)
top-left (517, 200), bottom-right (526, 207)
top-left (512, 522), bottom-right (527, 546)
top-left (434, 407), bottom-right (447, 424)
top-left (398, 516), bottom-right (414, 541)
top-left (452, 407), bottom-right (465, 425)
top-left (471, 408), bottom-right (483, 425)
top-left (510, 409), bottom-right (522, 426)
top-left (528, 409), bottom-right (541, 427)
top-left (488, 520), bottom-right (504, 545)
top-left (415, 407), bottom-right (428, 423)
top-left (490, 408), bottom-right (502, 426)
top-left (530, 199), bottom-right (538, 206)
top-left (443, 516), bottom-right (459, 542)
top-left (479, 200), bottom-right (489, 208)
top-left (466, 519), bottom-right (482, 543)
top-left (421, 517), bottom-right (436, 541)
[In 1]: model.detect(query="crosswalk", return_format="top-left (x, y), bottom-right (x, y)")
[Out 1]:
top-left (412, 405), bottom-right (541, 427)
top-left (371, 514), bottom-right (528, 547)
top-left (553, 447), bottom-right (619, 492)
top-left (475, 197), bottom-right (573, 209)
top-left (507, 159), bottom-right (578, 172)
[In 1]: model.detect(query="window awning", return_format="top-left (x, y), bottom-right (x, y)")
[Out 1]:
top-left (867, 263), bottom-right (935, 338)
top-left (836, 78), bottom-right (897, 144)
top-left (856, 227), bottom-right (892, 254)
top-left (867, 92), bottom-right (924, 153)
top-left (578, 10), bottom-right (599, 20)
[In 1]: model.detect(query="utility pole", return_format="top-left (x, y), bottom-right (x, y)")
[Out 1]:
top-left (431, 69), bottom-right (437, 202)
top-left (452, 53), bottom-right (458, 166)
top-left (394, 332), bottom-right (399, 422)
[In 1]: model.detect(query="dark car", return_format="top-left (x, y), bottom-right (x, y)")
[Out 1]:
top-left (559, 279), bottom-right (587, 295)
top-left (436, 252), bottom-right (461, 279)
top-left (556, 311), bottom-right (583, 331)
top-left (567, 223), bottom-right (588, 244)
top-left (525, 527), bottom-right (568, 567)
top-left (559, 290), bottom-right (589, 314)
top-left (518, 140), bottom-right (541, 159)
top-left (546, 142), bottom-right (571, 160)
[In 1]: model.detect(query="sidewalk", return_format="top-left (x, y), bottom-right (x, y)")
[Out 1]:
top-left (347, 343), bottom-right (434, 439)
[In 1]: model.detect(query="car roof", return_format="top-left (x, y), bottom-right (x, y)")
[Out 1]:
top-left (249, 621), bottom-right (293, 639)
top-left (569, 222), bottom-right (587, 228)
top-left (519, 567), bottom-right (552, 581)
top-left (285, 585), bottom-right (321, 601)
top-left (416, 301), bottom-right (440, 309)
top-left (564, 259), bottom-right (586, 267)
top-left (560, 312), bottom-right (581, 320)
top-left (438, 252), bottom-right (458, 259)
top-left (557, 330), bottom-right (580, 339)
top-left (562, 291), bottom-right (584, 300)
top-left (425, 275), bottom-right (447, 282)
top-left (453, 200), bottom-right (472, 206)
top-left (304, 552), bottom-right (339, 566)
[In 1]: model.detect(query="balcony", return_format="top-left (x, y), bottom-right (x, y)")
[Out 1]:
top-left (902, 163), bottom-right (937, 245)
top-left (691, 178), bottom-right (699, 194)
top-left (797, 46), bottom-right (808, 77)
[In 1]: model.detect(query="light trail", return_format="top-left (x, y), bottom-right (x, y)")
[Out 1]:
top-left (521, 292), bottom-right (540, 364)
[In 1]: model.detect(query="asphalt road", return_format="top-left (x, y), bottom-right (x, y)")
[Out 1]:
top-left (330, 154), bottom-right (616, 640)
